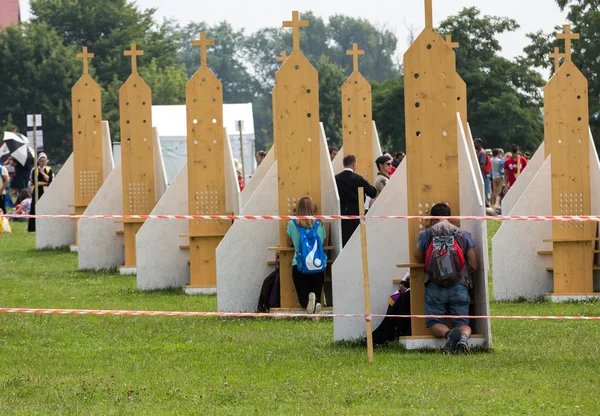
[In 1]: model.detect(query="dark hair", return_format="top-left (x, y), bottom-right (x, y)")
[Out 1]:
top-left (474, 138), bottom-right (484, 147)
top-left (492, 148), bottom-right (499, 157)
top-left (431, 203), bottom-right (451, 217)
top-left (256, 150), bottom-right (266, 158)
top-left (343, 155), bottom-right (356, 167)
top-left (510, 144), bottom-right (519, 154)
top-left (329, 146), bottom-right (339, 155)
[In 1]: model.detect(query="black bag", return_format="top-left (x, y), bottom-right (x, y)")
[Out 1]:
top-left (257, 268), bottom-right (280, 312)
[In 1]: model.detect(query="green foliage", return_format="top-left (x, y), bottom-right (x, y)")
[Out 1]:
top-left (525, 0), bottom-right (600, 147)
top-left (439, 7), bottom-right (545, 152)
top-left (317, 56), bottom-right (345, 147)
top-left (371, 77), bottom-right (406, 152)
top-left (0, 23), bottom-right (80, 163)
top-left (0, 114), bottom-right (18, 137)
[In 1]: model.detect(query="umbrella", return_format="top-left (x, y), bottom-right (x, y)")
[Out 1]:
top-left (1, 132), bottom-right (34, 168)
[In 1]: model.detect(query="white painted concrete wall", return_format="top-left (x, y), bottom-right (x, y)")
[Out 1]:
top-left (224, 129), bottom-right (241, 215)
top-left (319, 123), bottom-right (341, 257)
top-left (333, 161), bottom-right (408, 341)
top-left (78, 162), bottom-right (124, 270)
top-left (101, 121), bottom-right (114, 181)
top-left (241, 146), bottom-right (274, 211)
top-left (332, 146), bottom-right (344, 175)
top-left (492, 158), bottom-right (553, 300)
top-left (136, 165), bottom-right (190, 290)
top-left (503, 143), bottom-right (546, 216)
top-left (153, 127), bottom-right (168, 199)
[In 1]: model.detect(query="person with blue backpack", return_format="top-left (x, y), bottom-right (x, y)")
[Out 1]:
top-left (415, 203), bottom-right (479, 354)
top-left (287, 197), bottom-right (327, 314)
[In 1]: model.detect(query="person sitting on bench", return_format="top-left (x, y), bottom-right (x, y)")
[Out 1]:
top-left (415, 203), bottom-right (479, 354)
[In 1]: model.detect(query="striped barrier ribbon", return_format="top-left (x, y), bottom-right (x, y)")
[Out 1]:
top-left (0, 308), bottom-right (599, 320)
top-left (1, 214), bottom-right (600, 222)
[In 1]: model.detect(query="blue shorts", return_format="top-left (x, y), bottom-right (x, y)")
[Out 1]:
top-left (425, 283), bottom-right (470, 328)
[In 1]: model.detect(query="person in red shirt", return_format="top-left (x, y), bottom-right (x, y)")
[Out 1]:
top-left (505, 144), bottom-right (528, 187)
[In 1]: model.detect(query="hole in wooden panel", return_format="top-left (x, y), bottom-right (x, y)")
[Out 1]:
top-left (126, 120), bottom-right (130, 124)
top-left (194, 140), bottom-right (198, 145)
top-left (193, 98), bottom-right (197, 103)
top-left (127, 138), bottom-right (131, 142)
top-left (212, 98), bottom-right (216, 102)
top-left (143, 137), bottom-right (147, 142)
top-left (457, 97), bottom-right (461, 101)
top-left (349, 131), bottom-right (352, 135)
top-left (566, 74), bottom-right (571, 78)
top-left (77, 99), bottom-right (81, 103)
top-left (307, 137), bottom-right (312, 142)
top-left (85, 83), bottom-right (88, 86)
top-left (202, 77), bottom-right (206, 82)
top-left (143, 120), bottom-right (147, 123)
top-left (306, 89), bottom-right (311, 94)
top-left (577, 95), bottom-right (581, 99)
top-left (307, 113), bottom-right (312, 118)
top-left (295, 65), bottom-right (299, 70)
top-left (578, 117), bottom-right (582, 121)
top-left (578, 138), bottom-right (582, 143)
top-left (77, 115), bottom-right (81, 119)
top-left (558, 139), bottom-right (562, 144)
top-left (212, 119), bottom-right (217, 124)
top-left (364, 130), bottom-right (367, 135)
top-left (416, 131), bottom-right (422, 137)
top-left (126, 102), bottom-right (129, 106)
top-left (426, 44), bottom-right (432, 50)
top-left (93, 131), bottom-right (97, 135)
top-left (414, 73), bottom-right (419, 79)
top-left (213, 140), bottom-right (217, 144)
top-left (442, 131), bottom-right (448, 137)
top-left (193, 119), bottom-right (198, 124)
top-left (363, 114), bottom-right (367, 118)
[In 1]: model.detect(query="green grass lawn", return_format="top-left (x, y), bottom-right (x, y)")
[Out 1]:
top-left (1, 224), bottom-right (600, 415)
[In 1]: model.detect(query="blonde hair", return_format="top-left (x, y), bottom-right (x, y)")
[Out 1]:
top-left (296, 197), bottom-right (317, 229)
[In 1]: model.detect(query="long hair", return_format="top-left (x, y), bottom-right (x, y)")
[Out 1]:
top-left (296, 197), bottom-right (317, 229)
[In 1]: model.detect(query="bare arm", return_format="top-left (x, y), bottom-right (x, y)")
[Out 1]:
top-left (0, 174), bottom-right (7, 193)
top-left (466, 248), bottom-right (479, 272)
top-left (286, 234), bottom-right (293, 247)
top-left (415, 248), bottom-right (425, 264)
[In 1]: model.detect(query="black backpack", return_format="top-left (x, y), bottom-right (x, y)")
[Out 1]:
top-left (257, 268), bottom-right (280, 312)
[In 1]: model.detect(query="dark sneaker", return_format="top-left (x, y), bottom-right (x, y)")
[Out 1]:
top-left (442, 328), bottom-right (462, 355)
top-left (456, 335), bottom-right (470, 354)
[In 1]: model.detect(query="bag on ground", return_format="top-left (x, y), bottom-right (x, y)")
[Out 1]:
top-left (1, 217), bottom-right (11, 233)
top-left (257, 268), bottom-right (280, 312)
top-left (425, 227), bottom-right (465, 287)
top-left (294, 220), bottom-right (327, 274)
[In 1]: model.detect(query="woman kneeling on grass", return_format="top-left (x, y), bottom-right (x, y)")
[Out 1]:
top-left (287, 197), bottom-right (326, 314)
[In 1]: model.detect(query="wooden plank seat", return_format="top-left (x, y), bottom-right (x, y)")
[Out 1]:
top-left (116, 230), bottom-right (125, 235)
top-left (546, 266), bottom-right (600, 272)
top-left (396, 263), bottom-right (425, 269)
top-left (539, 250), bottom-right (600, 256)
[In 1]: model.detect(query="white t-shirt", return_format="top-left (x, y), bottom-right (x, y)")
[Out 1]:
top-left (0, 166), bottom-right (8, 195)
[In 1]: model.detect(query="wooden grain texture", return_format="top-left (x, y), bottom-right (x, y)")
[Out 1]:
top-left (341, 44), bottom-right (374, 182)
top-left (546, 60), bottom-right (594, 294)
top-left (276, 13), bottom-right (322, 308)
top-left (119, 44), bottom-right (156, 268)
top-left (404, 8), bottom-right (460, 336)
top-left (185, 34), bottom-right (229, 289)
top-left (72, 47), bottom-right (103, 215)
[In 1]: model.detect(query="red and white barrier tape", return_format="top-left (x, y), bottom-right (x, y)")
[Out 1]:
top-left (0, 307), bottom-right (599, 321)
top-left (2, 214), bottom-right (600, 222)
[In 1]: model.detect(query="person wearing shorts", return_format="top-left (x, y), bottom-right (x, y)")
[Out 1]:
top-left (415, 203), bottom-right (479, 354)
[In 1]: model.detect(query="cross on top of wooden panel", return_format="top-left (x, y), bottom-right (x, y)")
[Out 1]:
top-left (346, 43), bottom-right (365, 72)
top-left (76, 46), bottom-right (94, 75)
top-left (445, 35), bottom-right (459, 49)
top-left (549, 47), bottom-right (566, 72)
top-left (283, 11), bottom-right (309, 52)
top-left (556, 24), bottom-right (580, 62)
top-left (124, 43), bottom-right (144, 74)
top-left (276, 50), bottom-right (288, 64)
top-left (192, 32), bottom-right (215, 67)
top-left (425, 0), bottom-right (433, 28)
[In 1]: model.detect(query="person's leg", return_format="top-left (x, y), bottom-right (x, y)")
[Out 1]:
top-left (484, 176), bottom-right (491, 203)
top-left (448, 284), bottom-right (472, 352)
top-left (310, 271), bottom-right (325, 304)
top-left (426, 283), bottom-right (461, 353)
top-left (0, 195), bottom-right (5, 214)
top-left (292, 266), bottom-right (310, 309)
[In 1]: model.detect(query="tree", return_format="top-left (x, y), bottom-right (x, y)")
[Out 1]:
top-left (0, 23), bottom-right (80, 163)
top-left (317, 56), bottom-right (346, 147)
top-left (525, 0), bottom-right (600, 146)
top-left (438, 7), bottom-right (545, 152)
top-left (371, 77), bottom-right (406, 152)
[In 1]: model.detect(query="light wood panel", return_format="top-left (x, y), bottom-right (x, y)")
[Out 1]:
top-left (186, 32), bottom-right (229, 289)
top-left (342, 43), bottom-right (374, 182)
top-left (404, 1), bottom-right (460, 335)
top-left (272, 50), bottom-right (287, 162)
top-left (275, 12), bottom-right (322, 308)
top-left (546, 60), bottom-right (594, 293)
top-left (445, 36), bottom-right (469, 134)
top-left (119, 43), bottom-right (156, 268)
top-left (72, 47), bottom-right (103, 244)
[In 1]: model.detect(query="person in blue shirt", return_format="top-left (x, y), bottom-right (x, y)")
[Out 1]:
top-left (287, 197), bottom-right (326, 314)
top-left (490, 148), bottom-right (505, 204)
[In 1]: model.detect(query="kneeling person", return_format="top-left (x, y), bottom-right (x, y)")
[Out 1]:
top-left (415, 203), bottom-right (479, 353)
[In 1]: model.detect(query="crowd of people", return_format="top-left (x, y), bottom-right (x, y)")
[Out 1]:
top-left (0, 153), bottom-right (53, 230)
top-left (474, 139), bottom-right (529, 216)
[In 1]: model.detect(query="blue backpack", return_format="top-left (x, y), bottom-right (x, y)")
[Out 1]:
top-left (294, 220), bottom-right (327, 274)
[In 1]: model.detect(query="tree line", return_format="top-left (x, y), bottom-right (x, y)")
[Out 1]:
top-left (0, 0), bottom-right (596, 165)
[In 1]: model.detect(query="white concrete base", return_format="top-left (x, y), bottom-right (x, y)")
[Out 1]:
top-left (399, 337), bottom-right (487, 350)
top-left (545, 294), bottom-right (600, 302)
top-left (185, 287), bottom-right (217, 295)
top-left (69, 245), bottom-right (78, 253)
top-left (120, 267), bottom-right (137, 276)
top-left (36, 121), bottom-right (114, 249)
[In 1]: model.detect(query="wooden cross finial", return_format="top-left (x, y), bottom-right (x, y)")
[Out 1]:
top-left (556, 24), bottom-right (580, 62)
top-left (425, 0), bottom-right (433, 28)
top-left (76, 46), bottom-right (94, 75)
top-left (283, 11), bottom-right (309, 52)
top-left (549, 47), bottom-right (566, 72)
top-left (192, 32), bottom-right (215, 67)
top-left (445, 35), bottom-right (459, 49)
top-left (124, 43), bottom-right (144, 74)
top-left (346, 43), bottom-right (365, 72)
top-left (276, 50), bottom-right (288, 65)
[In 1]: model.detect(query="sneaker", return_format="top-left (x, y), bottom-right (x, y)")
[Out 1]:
top-left (442, 328), bottom-right (462, 355)
top-left (306, 292), bottom-right (316, 314)
top-left (456, 334), bottom-right (470, 354)
top-left (314, 303), bottom-right (322, 314)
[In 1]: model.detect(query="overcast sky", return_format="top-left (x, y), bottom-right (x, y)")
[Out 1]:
top-left (20, 0), bottom-right (567, 79)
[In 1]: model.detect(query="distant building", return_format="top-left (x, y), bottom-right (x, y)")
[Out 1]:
top-left (0, 0), bottom-right (20, 28)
